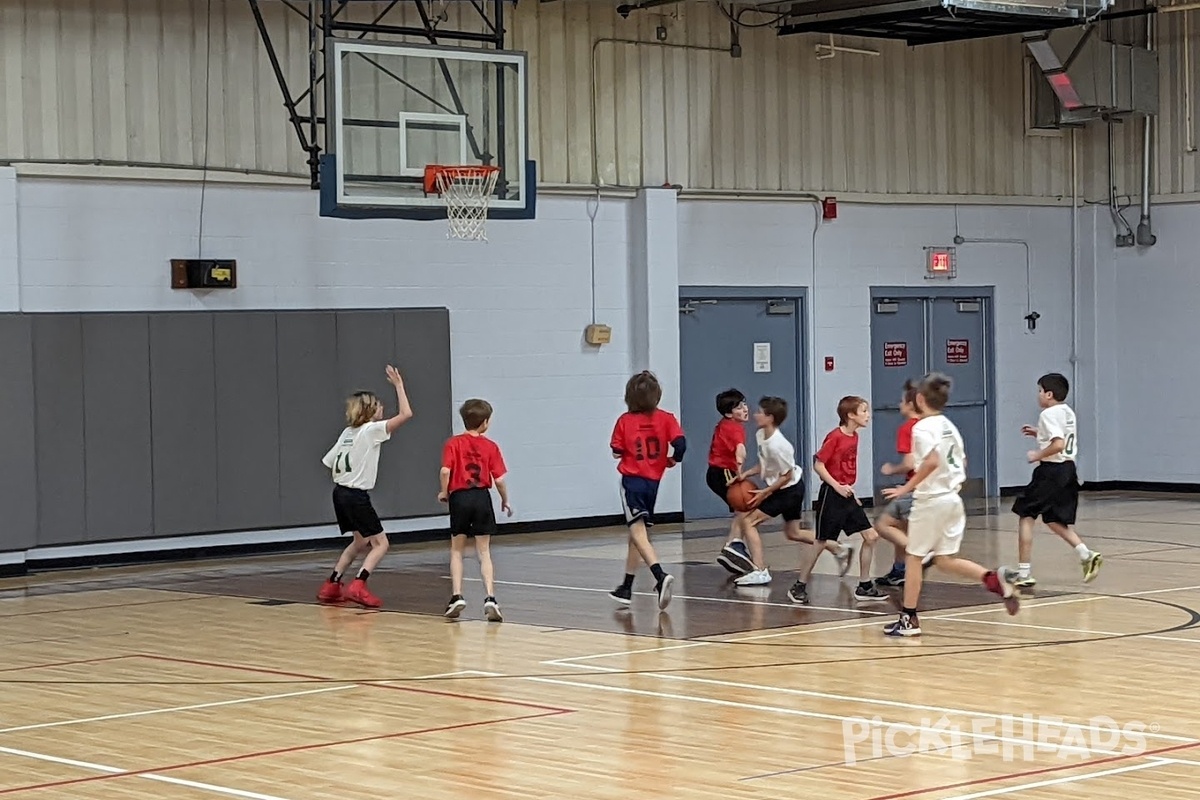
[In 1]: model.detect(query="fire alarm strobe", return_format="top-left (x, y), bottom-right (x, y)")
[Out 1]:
top-left (171, 259), bottom-right (237, 289)
top-left (822, 197), bottom-right (837, 221)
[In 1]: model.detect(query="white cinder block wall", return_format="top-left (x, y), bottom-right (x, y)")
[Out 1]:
top-left (678, 200), bottom-right (1078, 495)
top-left (12, 175), bottom-right (651, 524)
top-left (5, 169), bottom-right (1190, 533)
top-left (1111, 202), bottom-right (1200, 483)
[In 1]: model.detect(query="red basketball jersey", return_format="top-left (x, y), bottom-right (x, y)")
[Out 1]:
top-left (442, 433), bottom-right (507, 493)
top-left (611, 409), bottom-right (685, 482)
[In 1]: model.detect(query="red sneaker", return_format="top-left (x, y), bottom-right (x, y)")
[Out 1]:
top-left (317, 579), bottom-right (343, 603)
top-left (345, 578), bottom-right (382, 609)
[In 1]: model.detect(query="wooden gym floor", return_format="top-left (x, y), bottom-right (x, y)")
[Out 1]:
top-left (2, 492), bottom-right (1200, 799)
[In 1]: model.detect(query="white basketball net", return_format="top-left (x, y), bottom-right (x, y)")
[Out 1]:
top-left (434, 168), bottom-right (500, 241)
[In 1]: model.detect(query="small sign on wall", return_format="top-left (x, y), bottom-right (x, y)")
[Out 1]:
top-left (946, 338), bottom-right (970, 364)
top-left (753, 342), bottom-right (771, 373)
top-left (884, 341), bottom-right (908, 367)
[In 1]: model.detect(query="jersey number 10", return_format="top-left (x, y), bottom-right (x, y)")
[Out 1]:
top-left (634, 436), bottom-right (662, 461)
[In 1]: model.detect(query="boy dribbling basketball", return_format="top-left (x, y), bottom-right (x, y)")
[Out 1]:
top-left (316, 365), bottom-right (413, 609)
top-left (439, 399), bottom-right (511, 622)
top-left (1008, 372), bottom-right (1101, 588)
top-left (707, 389), bottom-right (756, 576)
top-left (609, 371), bottom-right (686, 610)
top-left (881, 372), bottom-right (1019, 637)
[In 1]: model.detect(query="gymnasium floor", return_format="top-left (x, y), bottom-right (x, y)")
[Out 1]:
top-left (2, 492), bottom-right (1199, 800)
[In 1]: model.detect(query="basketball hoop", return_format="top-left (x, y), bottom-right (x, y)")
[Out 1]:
top-left (424, 165), bottom-right (500, 241)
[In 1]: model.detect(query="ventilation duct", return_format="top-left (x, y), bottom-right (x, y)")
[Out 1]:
top-left (775, 0), bottom-right (1119, 45)
top-left (1024, 27), bottom-right (1159, 124)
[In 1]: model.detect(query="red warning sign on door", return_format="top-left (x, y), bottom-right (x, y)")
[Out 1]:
top-left (884, 342), bottom-right (908, 367)
top-left (946, 339), bottom-right (970, 364)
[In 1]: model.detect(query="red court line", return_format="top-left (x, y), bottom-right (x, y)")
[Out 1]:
top-left (0, 709), bottom-right (571, 796)
top-left (0, 656), bottom-right (129, 674)
top-left (136, 653), bottom-right (575, 713)
top-left (864, 739), bottom-right (1200, 800)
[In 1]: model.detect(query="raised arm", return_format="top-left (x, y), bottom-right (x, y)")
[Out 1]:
top-left (384, 365), bottom-right (413, 434)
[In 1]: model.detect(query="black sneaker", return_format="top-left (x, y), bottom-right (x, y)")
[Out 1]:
top-left (609, 584), bottom-right (633, 606)
top-left (444, 594), bottom-right (467, 618)
top-left (483, 596), bottom-right (503, 622)
top-left (874, 570), bottom-right (906, 588)
top-left (717, 540), bottom-right (755, 575)
top-left (787, 580), bottom-right (809, 605)
top-left (854, 584), bottom-right (888, 603)
top-left (655, 574), bottom-right (675, 610)
top-left (884, 613), bottom-right (920, 637)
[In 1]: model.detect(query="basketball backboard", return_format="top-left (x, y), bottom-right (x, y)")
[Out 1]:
top-left (319, 39), bottom-right (534, 221)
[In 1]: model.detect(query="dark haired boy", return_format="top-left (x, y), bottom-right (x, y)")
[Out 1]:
top-left (438, 398), bottom-right (511, 622)
top-left (1008, 372), bottom-right (1101, 587)
top-left (787, 395), bottom-right (884, 605)
top-left (609, 371), bottom-right (686, 610)
top-left (707, 388), bottom-right (756, 576)
top-left (874, 379), bottom-right (920, 588)
top-left (881, 373), bottom-right (1019, 637)
top-left (738, 396), bottom-right (850, 588)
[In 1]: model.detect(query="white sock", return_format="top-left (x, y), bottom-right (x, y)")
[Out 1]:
top-left (1075, 543), bottom-right (1091, 560)
top-left (1018, 563), bottom-right (1031, 578)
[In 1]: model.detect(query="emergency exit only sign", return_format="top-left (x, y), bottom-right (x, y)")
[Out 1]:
top-left (884, 342), bottom-right (908, 367)
top-left (946, 339), bottom-right (970, 364)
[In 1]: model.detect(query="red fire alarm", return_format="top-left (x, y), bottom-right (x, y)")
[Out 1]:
top-left (824, 356), bottom-right (835, 372)
top-left (822, 197), bottom-right (837, 221)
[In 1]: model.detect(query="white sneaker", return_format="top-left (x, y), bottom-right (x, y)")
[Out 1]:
top-left (734, 568), bottom-right (772, 586)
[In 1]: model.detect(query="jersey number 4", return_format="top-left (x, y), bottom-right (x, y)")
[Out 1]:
top-left (947, 445), bottom-right (960, 467)
top-left (334, 453), bottom-right (352, 474)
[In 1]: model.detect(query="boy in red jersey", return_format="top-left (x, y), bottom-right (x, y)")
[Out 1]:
top-left (874, 379), bottom-right (920, 588)
top-left (787, 395), bottom-right (885, 606)
top-left (707, 389), bottom-right (756, 576)
top-left (609, 371), bottom-right (687, 610)
top-left (438, 399), bottom-right (512, 622)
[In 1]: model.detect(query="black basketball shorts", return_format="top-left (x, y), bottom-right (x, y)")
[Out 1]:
top-left (814, 483), bottom-right (872, 541)
top-left (448, 487), bottom-right (498, 537)
top-left (332, 485), bottom-right (385, 536)
top-left (1012, 460), bottom-right (1080, 526)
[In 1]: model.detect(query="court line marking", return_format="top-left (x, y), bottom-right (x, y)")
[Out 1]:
top-left (0, 710), bottom-right (569, 797)
top-left (940, 616), bottom-right (1200, 645)
top-left (451, 575), bottom-right (888, 614)
top-left (625, 673), bottom-right (1196, 743)
top-left (522, 675), bottom-right (1150, 756)
top-left (0, 685), bottom-right (355, 735)
top-left (542, 581), bottom-right (1200, 669)
top-left (939, 758), bottom-right (1176, 800)
top-left (0, 745), bottom-right (293, 800)
top-left (0, 656), bottom-right (130, 674)
top-left (0, 594), bottom-right (214, 619)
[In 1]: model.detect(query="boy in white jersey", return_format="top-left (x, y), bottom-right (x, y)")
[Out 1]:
top-left (736, 396), bottom-right (852, 588)
top-left (1008, 372), bottom-right (1101, 587)
top-left (881, 373), bottom-right (1019, 637)
top-left (316, 365), bottom-right (413, 609)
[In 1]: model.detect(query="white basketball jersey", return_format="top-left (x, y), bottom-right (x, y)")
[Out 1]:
top-left (1037, 403), bottom-right (1077, 463)
top-left (322, 421), bottom-right (391, 490)
top-left (911, 414), bottom-right (966, 499)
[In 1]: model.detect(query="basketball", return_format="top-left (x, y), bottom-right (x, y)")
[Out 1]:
top-left (726, 479), bottom-right (758, 513)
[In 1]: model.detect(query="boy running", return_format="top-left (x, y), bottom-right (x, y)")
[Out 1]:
top-left (881, 372), bottom-right (1020, 637)
top-left (874, 379), bottom-right (920, 587)
top-left (609, 371), bottom-right (687, 610)
top-left (1008, 372), bottom-right (1102, 587)
top-left (707, 389), bottom-right (756, 576)
top-left (787, 396), bottom-right (885, 605)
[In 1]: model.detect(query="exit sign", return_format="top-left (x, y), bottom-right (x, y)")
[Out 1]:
top-left (925, 247), bottom-right (957, 279)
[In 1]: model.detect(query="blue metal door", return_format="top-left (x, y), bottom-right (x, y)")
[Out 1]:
top-left (678, 295), bottom-right (803, 521)
top-left (929, 296), bottom-right (990, 498)
top-left (869, 297), bottom-right (927, 502)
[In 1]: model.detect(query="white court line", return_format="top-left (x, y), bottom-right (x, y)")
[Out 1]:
top-left (941, 758), bottom-right (1174, 800)
top-left (522, 676), bottom-right (1134, 757)
top-left (545, 581), bottom-right (1200, 669)
top-left (941, 617), bottom-right (1200, 645)
top-left (452, 576), bottom-right (887, 615)
top-left (0, 685), bottom-right (355, 735)
top-left (633, 673), bottom-right (1197, 743)
top-left (0, 745), bottom-right (294, 800)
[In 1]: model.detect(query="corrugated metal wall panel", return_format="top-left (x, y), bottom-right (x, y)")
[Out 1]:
top-left (5, 0), bottom-right (1194, 199)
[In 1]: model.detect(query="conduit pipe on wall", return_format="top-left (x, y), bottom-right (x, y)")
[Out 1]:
top-left (1137, 13), bottom-right (1157, 246)
top-left (590, 37), bottom-right (734, 190)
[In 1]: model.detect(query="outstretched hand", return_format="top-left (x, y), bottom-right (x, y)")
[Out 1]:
top-left (385, 365), bottom-right (404, 386)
